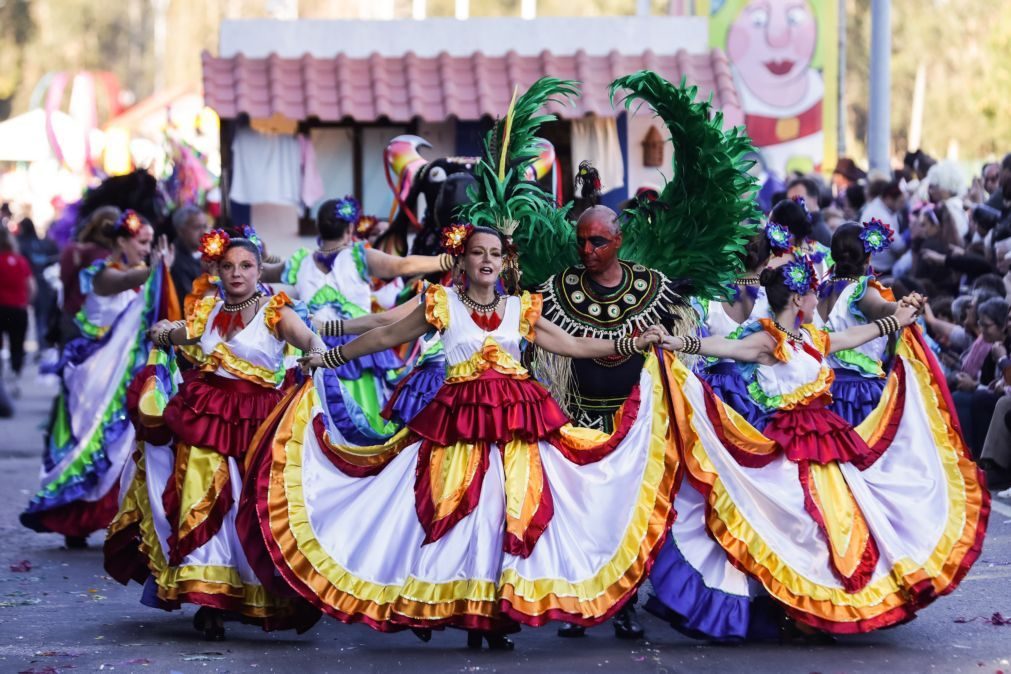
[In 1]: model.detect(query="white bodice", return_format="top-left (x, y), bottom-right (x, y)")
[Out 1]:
top-left (189, 295), bottom-right (289, 387)
top-left (288, 244), bottom-right (372, 320)
top-left (80, 289), bottom-right (136, 331)
top-left (440, 289), bottom-right (526, 367)
top-left (823, 278), bottom-right (887, 377)
top-left (749, 323), bottom-right (832, 410)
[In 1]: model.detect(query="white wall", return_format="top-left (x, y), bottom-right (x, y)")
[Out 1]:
top-left (219, 16), bottom-right (708, 58)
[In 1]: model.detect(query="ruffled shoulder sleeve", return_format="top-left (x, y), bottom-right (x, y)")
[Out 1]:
top-left (867, 277), bottom-right (896, 302)
top-left (187, 296), bottom-right (218, 339)
top-left (282, 248), bottom-right (310, 285)
top-left (184, 273), bottom-right (220, 319)
top-left (802, 324), bottom-right (831, 355)
top-left (351, 242), bottom-right (370, 282)
top-left (519, 291), bottom-right (543, 342)
top-left (757, 318), bottom-right (792, 363)
top-left (264, 291), bottom-right (295, 338)
top-left (78, 259), bottom-right (109, 295)
top-left (424, 284), bottom-right (449, 332)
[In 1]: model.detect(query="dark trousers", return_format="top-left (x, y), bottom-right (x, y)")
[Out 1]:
top-left (0, 305), bottom-right (28, 376)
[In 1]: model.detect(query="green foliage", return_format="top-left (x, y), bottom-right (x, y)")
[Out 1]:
top-left (608, 71), bottom-right (761, 301)
top-left (459, 77), bottom-right (580, 287)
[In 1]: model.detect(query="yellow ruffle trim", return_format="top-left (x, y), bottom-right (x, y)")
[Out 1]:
top-left (187, 296), bottom-right (218, 340)
top-left (263, 291), bottom-right (294, 338)
top-left (668, 344), bottom-right (985, 623)
top-left (264, 352), bottom-right (679, 621)
top-left (803, 323), bottom-right (830, 355)
top-left (425, 284), bottom-right (449, 332)
top-left (107, 441), bottom-right (295, 617)
top-left (519, 291), bottom-right (542, 342)
top-left (445, 336), bottom-right (530, 383)
top-left (758, 319), bottom-right (830, 362)
top-left (184, 274), bottom-right (219, 319)
top-left (204, 342), bottom-right (284, 387)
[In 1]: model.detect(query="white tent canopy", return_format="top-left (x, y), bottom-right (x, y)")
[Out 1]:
top-left (0, 109), bottom-right (86, 165)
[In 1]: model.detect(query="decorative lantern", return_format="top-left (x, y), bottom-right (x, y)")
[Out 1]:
top-left (641, 125), bottom-right (664, 168)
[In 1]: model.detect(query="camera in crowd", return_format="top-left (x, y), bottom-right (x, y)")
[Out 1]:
top-left (973, 203), bottom-right (1003, 232)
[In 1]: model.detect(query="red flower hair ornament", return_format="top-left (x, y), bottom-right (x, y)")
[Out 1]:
top-left (441, 223), bottom-right (474, 257)
top-left (200, 229), bottom-right (230, 262)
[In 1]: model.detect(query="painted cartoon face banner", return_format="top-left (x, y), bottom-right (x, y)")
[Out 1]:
top-left (701, 0), bottom-right (839, 178)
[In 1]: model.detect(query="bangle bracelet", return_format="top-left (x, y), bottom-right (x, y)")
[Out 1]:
top-left (321, 345), bottom-right (348, 369)
top-left (615, 336), bottom-right (636, 357)
top-left (874, 316), bottom-right (901, 337)
top-left (679, 335), bottom-right (702, 354)
top-left (322, 319), bottom-right (345, 338)
top-left (439, 253), bottom-right (454, 272)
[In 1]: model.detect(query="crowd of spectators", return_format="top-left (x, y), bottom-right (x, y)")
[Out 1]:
top-left (768, 151), bottom-right (1011, 492)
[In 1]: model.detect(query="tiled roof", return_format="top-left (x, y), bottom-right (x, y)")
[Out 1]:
top-left (202, 48), bottom-right (743, 126)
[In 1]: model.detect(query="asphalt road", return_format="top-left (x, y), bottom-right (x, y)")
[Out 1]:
top-left (1, 368), bottom-right (1010, 674)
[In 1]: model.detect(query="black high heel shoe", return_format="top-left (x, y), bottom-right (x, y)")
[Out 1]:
top-left (411, 628), bottom-right (432, 642)
top-left (466, 630), bottom-right (514, 651)
top-left (193, 607), bottom-right (226, 641)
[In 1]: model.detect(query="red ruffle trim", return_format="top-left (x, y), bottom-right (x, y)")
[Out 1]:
top-left (763, 399), bottom-right (877, 469)
top-left (31, 485), bottom-right (120, 537)
top-left (414, 440), bottom-right (490, 546)
top-left (163, 374), bottom-right (282, 458)
top-left (407, 371), bottom-right (568, 445)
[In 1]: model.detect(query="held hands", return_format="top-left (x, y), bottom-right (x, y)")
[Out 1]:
top-left (894, 292), bottom-right (927, 327)
top-left (297, 352), bottom-right (324, 375)
top-left (634, 326), bottom-right (666, 352)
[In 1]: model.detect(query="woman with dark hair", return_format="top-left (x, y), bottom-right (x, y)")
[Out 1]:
top-left (816, 220), bottom-right (901, 425)
top-left (21, 211), bottom-right (174, 549)
top-left (243, 224), bottom-right (677, 650)
top-left (646, 258), bottom-right (987, 642)
top-left (691, 230), bottom-right (773, 428)
top-left (106, 232), bottom-right (328, 641)
top-left (951, 296), bottom-right (1010, 455)
top-left (262, 196), bottom-right (447, 443)
top-left (767, 197), bottom-right (831, 279)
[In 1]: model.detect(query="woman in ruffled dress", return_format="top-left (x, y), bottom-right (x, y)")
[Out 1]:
top-left (647, 257), bottom-right (988, 641)
top-left (105, 232), bottom-right (326, 640)
top-left (692, 231), bottom-right (773, 429)
top-left (243, 224), bottom-right (678, 650)
top-left (264, 196), bottom-right (448, 444)
top-left (817, 219), bottom-right (900, 426)
top-left (21, 210), bottom-right (175, 549)
top-left (767, 197), bottom-right (831, 279)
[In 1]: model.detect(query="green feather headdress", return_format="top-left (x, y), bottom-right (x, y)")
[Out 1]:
top-left (458, 77), bottom-right (580, 288)
top-left (609, 71), bottom-right (761, 301)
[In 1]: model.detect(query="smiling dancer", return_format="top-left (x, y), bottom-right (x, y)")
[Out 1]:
top-left (648, 257), bottom-right (988, 640)
top-left (105, 231), bottom-right (325, 640)
top-left (22, 211), bottom-right (177, 549)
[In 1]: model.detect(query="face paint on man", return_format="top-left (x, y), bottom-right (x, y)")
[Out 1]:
top-left (576, 208), bottom-right (622, 276)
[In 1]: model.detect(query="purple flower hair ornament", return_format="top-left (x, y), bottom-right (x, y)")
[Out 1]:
top-left (781, 256), bottom-right (819, 295)
top-left (334, 195), bottom-right (362, 225)
top-left (790, 195), bottom-right (810, 218)
top-left (765, 221), bottom-right (792, 255)
top-left (241, 225), bottom-right (264, 253)
top-left (860, 218), bottom-right (894, 255)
